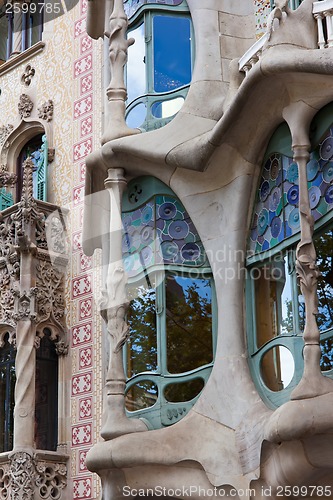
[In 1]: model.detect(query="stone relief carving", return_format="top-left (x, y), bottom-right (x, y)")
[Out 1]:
top-left (21, 65), bottom-right (36, 87)
top-left (9, 452), bottom-right (35, 500)
top-left (6, 453), bottom-right (67, 500)
top-left (0, 165), bottom-right (17, 187)
top-left (38, 99), bottom-right (54, 122)
top-left (18, 94), bottom-right (34, 119)
top-left (35, 460), bottom-right (67, 499)
top-left (0, 124), bottom-right (14, 147)
top-left (36, 260), bottom-right (66, 327)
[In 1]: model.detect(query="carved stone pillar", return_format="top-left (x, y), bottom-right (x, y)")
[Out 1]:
top-left (99, 168), bottom-right (147, 440)
top-left (11, 158), bottom-right (41, 450)
top-left (102, 0), bottom-right (140, 143)
top-left (291, 145), bottom-right (333, 400)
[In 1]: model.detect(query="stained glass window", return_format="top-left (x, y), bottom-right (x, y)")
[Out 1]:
top-left (249, 125), bottom-right (333, 254)
top-left (123, 177), bottom-right (216, 429)
top-left (247, 113), bottom-right (333, 409)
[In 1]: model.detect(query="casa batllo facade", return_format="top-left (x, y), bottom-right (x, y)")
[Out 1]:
top-left (0, 0), bottom-right (333, 498)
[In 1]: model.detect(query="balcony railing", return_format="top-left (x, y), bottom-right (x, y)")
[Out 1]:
top-left (239, 0), bottom-right (330, 75)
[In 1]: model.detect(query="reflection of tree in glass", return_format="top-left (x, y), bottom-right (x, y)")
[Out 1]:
top-left (125, 380), bottom-right (158, 412)
top-left (166, 277), bottom-right (213, 374)
top-left (315, 228), bottom-right (333, 370)
top-left (126, 285), bottom-right (158, 377)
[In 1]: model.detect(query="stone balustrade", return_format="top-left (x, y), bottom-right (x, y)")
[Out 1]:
top-left (239, 0), bottom-right (330, 76)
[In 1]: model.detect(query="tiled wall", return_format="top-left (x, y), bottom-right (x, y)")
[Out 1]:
top-left (70, 0), bottom-right (103, 497)
top-left (254, 0), bottom-right (271, 38)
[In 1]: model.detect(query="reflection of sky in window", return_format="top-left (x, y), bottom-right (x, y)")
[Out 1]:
top-left (153, 16), bottom-right (191, 92)
top-left (175, 277), bottom-right (212, 302)
top-left (127, 23), bottom-right (146, 104)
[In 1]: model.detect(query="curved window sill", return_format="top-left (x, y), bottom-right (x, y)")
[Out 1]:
top-left (0, 41), bottom-right (45, 77)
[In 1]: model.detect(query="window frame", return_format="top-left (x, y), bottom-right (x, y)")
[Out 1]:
top-left (246, 106), bottom-right (333, 408)
top-left (125, 0), bottom-right (194, 131)
top-left (121, 176), bottom-right (217, 429)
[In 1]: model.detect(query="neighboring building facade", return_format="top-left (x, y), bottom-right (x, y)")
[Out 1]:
top-left (0, 0), bottom-right (333, 498)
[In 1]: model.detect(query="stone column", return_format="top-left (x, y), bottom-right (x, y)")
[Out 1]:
top-left (100, 168), bottom-right (147, 440)
top-left (102, 0), bottom-right (140, 143)
top-left (10, 1), bottom-right (23, 57)
top-left (11, 158), bottom-right (40, 450)
top-left (290, 145), bottom-right (333, 399)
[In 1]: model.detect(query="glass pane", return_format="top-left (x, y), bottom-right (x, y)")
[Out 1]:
top-left (0, 367), bottom-right (6, 452)
top-left (261, 346), bottom-right (295, 391)
top-left (314, 228), bottom-right (333, 332)
top-left (320, 337), bottom-right (333, 371)
top-left (151, 97), bottom-right (184, 118)
top-left (35, 332), bottom-right (58, 451)
top-left (153, 16), bottom-right (191, 92)
top-left (126, 102), bottom-right (147, 129)
top-left (127, 24), bottom-right (146, 104)
top-left (125, 0), bottom-right (183, 19)
top-left (125, 380), bottom-right (158, 411)
top-left (164, 378), bottom-right (204, 402)
top-left (127, 277), bottom-right (158, 377)
top-left (166, 276), bottom-right (213, 374)
top-left (254, 256), bottom-right (294, 348)
top-left (0, 13), bottom-right (8, 61)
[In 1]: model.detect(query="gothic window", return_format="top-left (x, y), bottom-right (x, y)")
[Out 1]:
top-left (124, 0), bottom-right (193, 131)
top-left (16, 133), bottom-right (48, 202)
top-left (247, 103), bottom-right (333, 408)
top-left (122, 176), bottom-right (216, 429)
top-left (0, 330), bottom-right (59, 453)
top-left (35, 330), bottom-right (58, 451)
top-left (0, 0), bottom-right (43, 61)
top-left (0, 334), bottom-right (15, 453)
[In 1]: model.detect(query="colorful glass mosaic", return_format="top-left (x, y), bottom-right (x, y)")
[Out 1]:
top-left (250, 125), bottom-right (333, 254)
top-left (124, 0), bottom-right (183, 18)
top-left (122, 195), bottom-right (207, 278)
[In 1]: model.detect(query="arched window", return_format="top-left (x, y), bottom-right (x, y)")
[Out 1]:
top-left (247, 103), bottom-right (333, 407)
top-left (122, 176), bottom-right (216, 428)
top-left (0, 333), bottom-right (15, 453)
top-left (124, 0), bottom-right (193, 131)
top-left (0, 132), bottom-right (48, 209)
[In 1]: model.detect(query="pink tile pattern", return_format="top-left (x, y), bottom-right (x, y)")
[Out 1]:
top-left (79, 398), bottom-right (92, 419)
top-left (79, 298), bottom-right (93, 320)
top-left (73, 184), bottom-right (85, 205)
top-left (80, 74), bottom-right (93, 95)
top-left (73, 138), bottom-right (92, 161)
top-left (74, 95), bottom-right (93, 119)
top-left (72, 275), bottom-right (92, 299)
top-left (79, 347), bottom-right (93, 369)
top-left (74, 54), bottom-right (93, 77)
top-left (72, 424), bottom-right (92, 446)
top-left (73, 478), bottom-right (92, 499)
top-left (74, 18), bottom-right (87, 38)
top-left (72, 322), bottom-right (93, 347)
top-left (80, 35), bottom-right (93, 54)
top-left (80, 116), bottom-right (93, 136)
top-left (72, 372), bottom-right (93, 396)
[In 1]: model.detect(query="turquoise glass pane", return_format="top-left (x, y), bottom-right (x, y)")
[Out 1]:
top-left (153, 15), bottom-right (191, 92)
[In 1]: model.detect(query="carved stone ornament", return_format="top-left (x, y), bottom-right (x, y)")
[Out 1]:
top-left (0, 124), bottom-right (14, 147)
top-left (36, 260), bottom-right (66, 326)
top-left (9, 452), bottom-right (35, 500)
top-left (18, 94), bottom-right (34, 119)
top-left (0, 164), bottom-right (17, 187)
top-left (21, 64), bottom-right (36, 87)
top-left (38, 99), bottom-right (54, 122)
top-left (7, 453), bottom-right (67, 500)
top-left (0, 213), bottom-right (20, 329)
top-left (12, 288), bottom-right (37, 322)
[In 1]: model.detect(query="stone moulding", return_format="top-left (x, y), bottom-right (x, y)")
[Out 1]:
top-left (0, 450), bottom-right (68, 500)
